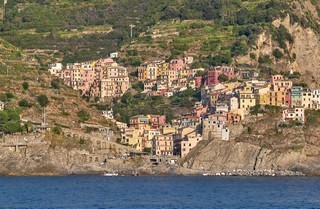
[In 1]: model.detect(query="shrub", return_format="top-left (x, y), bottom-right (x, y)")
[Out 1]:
top-left (77, 110), bottom-right (90, 122)
top-left (22, 82), bottom-right (29, 90)
top-left (37, 94), bottom-right (49, 107)
top-left (273, 49), bottom-right (284, 60)
top-left (18, 99), bottom-right (31, 108)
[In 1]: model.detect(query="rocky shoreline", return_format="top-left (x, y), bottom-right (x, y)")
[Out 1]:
top-left (201, 169), bottom-right (305, 177)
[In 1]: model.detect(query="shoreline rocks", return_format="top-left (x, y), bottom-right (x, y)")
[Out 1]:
top-left (202, 169), bottom-right (305, 177)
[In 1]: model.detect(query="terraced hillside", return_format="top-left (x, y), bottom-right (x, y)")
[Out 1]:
top-left (0, 0), bottom-right (316, 66)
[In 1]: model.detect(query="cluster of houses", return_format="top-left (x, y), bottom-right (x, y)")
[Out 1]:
top-left (137, 57), bottom-right (237, 97)
top-left (117, 113), bottom-right (204, 157)
top-left (47, 55), bottom-right (320, 158)
top-left (115, 71), bottom-right (320, 157)
top-left (48, 58), bottom-right (131, 98)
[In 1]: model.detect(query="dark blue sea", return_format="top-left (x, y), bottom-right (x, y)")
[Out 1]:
top-left (0, 176), bottom-right (319, 209)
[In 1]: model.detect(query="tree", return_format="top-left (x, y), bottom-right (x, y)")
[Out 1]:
top-left (77, 110), bottom-right (90, 122)
top-left (5, 92), bottom-right (14, 99)
top-left (18, 99), bottom-right (31, 108)
top-left (51, 79), bottom-right (60, 89)
top-left (4, 121), bottom-right (21, 134)
top-left (6, 109), bottom-right (20, 121)
top-left (22, 82), bottom-right (29, 91)
top-left (218, 74), bottom-right (229, 83)
top-left (272, 48), bottom-right (284, 60)
top-left (0, 112), bottom-right (8, 124)
top-left (37, 94), bottom-right (49, 107)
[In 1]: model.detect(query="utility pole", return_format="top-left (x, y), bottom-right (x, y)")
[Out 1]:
top-left (129, 24), bottom-right (135, 38)
top-left (42, 108), bottom-right (46, 126)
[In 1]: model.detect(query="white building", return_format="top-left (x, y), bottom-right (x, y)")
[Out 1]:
top-left (48, 63), bottom-right (63, 76)
top-left (110, 52), bottom-right (119, 58)
top-left (202, 118), bottom-right (230, 141)
top-left (102, 109), bottom-right (114, 120)
top-left (282, 107), bottom-right (305, 123)
top-left (229, 96), bottom-right (239, 112)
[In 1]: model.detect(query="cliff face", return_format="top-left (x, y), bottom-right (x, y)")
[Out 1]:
top-left (181, 140), bottom-right (320, 175)
top-left (0, 143), bottom-right (178, 176)
top-left (181, 116), bottom-right (320, 176)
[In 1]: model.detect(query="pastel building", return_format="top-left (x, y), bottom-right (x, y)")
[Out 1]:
top-left (239, 90), bottom-right (256, 113)
top-left (121, 128), bottom-right (143, 151)
top-left (311, 89), bottom-right (320, 109)
top-left (202, 118), bottom-right (230, 141)
top-left (302, 90), bottom-right (312, 109)
top-left (48, 63), bottom-right (63, 76)
top-left (229, 97), bottom-right (239, 112)
top-left (206, 66), bottom-right (235, 86)
top-left (153, 134), bottom-right (174, 156)
top-left (169, 59), bottom-right (184, 71)
top-left (291, 86), bottom-right (303, 107)
top-left (144, 129), bottom-right (160, 149)
top-left (282, 107), bottom-right (305, 123)
top-left (181, 134), bottom-right (202, 158)
top-left (266, 91), bottom-right (286, 106)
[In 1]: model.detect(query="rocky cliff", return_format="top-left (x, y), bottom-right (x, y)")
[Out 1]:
top-left (181, 114), bottom-right (320, 176)
top-left (0, 141), bottom-right (178, 176)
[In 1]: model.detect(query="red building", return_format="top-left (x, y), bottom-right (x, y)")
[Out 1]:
top-left (206, 66), bottom-right (235, 86)
top-left (285, 91), bottom-right (291, 107)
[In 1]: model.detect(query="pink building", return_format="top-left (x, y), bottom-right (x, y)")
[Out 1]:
top-left (181, 135), bottom-right (202, 158)
top-left (270, 74), bottom-right (283, 84)
top-left (193, 105), bottom-right (208, 117)
top-left (169, 59), bottom-right (184, 71)
top-left (206, 66), bottom-right (235, 86)
top-left (195, 76), bottom-right (203, 88)
top-left (149, 115), bottom-right (166, 127)
top-left (285, 91), bottom-right (291, 107)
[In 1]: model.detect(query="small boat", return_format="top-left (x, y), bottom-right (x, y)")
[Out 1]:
top-left (103, 172), bottom-right (118, 177)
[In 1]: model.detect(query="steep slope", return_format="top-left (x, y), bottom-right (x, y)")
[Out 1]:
top-left (0, 38), bottom-right (112, 130)
top-left (181, 111), bottom-right (320, 175)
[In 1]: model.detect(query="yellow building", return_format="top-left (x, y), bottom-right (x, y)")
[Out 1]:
top-left (255, 86), bottom-right (270, 105)
top-left (137, 62), bottom-right (159, 81)
top-left (157, 61), bottom-right (169, 77)
top-left (122, 128), bottom-right (143, 151)
top-left (160, 124), bottom-right (177, 135)
top-left (224, 82), bottom-right (241, 91)
top-left (239, 90), bottom-right (256, 113)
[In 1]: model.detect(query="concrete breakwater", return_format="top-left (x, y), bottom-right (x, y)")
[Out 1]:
top-left (202, 169), bottom-right (305, 177)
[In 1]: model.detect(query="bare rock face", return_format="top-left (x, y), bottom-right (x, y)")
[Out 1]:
top-left (181, 139), bottom-right (320, 175)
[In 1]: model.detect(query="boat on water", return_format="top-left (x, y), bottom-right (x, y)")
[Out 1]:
top-left (103, 172), bottom-right (118, 177)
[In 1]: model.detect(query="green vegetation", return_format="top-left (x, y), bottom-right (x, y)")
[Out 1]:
top-left (1, 0), bottom-right (315, 66)
top-left (37, 94), bottom-right (49, 107)
top-left (0, 108), bottom-right (22, 134)
top-left (77, 110), bottom-right (91, 122)
top-left (18, 99), bottom-right (32, 108)
top-left (51, 79), bottom-right (60, 89)
top-left (22, 82), bottom-right (29, 91)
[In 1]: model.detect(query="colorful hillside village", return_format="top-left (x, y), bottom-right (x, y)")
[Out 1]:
top-left (47, 55), bottom-right (318, 158)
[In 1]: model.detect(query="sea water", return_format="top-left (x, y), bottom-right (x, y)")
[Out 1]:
top-left (0, 176), bottom-right (319, 209)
